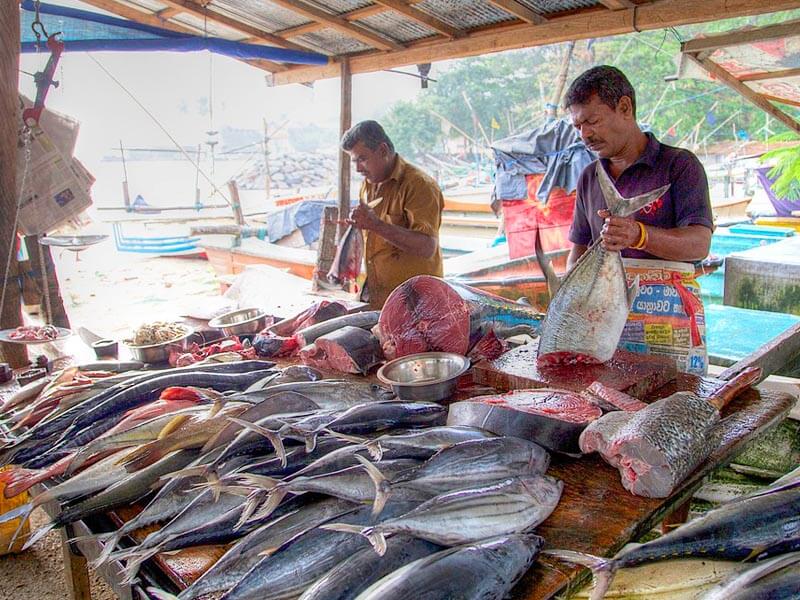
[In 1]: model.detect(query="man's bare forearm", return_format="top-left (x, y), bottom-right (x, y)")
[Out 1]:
top-left (638, 224), bottom-right (711, 262)
top-left (373, 220), bottom-right (437, 258)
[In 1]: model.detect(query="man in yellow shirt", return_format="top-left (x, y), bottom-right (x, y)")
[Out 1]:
top-left (342, 120), bottom-right (444, 309)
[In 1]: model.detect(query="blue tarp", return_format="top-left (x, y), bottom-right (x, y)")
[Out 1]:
top-left (490, 119), bottom-right (595, 204)
top-left (20, 1), bottom-right (327, 65)
top-left (263, 200), bottom-right (339, 245)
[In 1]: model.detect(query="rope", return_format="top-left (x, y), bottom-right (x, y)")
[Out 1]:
top-left (86, 53), bottom-right (231, 205)
top-left (0, 127), bottom-right (32, 324)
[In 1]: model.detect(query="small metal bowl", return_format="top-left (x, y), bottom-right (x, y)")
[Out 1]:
top-left (91, 338), bottom-right (119, 359)
top-left (208, 308), bottom-right (269, 337)
top-left (124, 327), bottom-right (193, 364)
top-left (377, 352), bottom-right (470, 402)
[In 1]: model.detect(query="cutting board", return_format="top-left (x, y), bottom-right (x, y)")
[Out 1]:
top-left (472, 341), bottom-right (676, 399)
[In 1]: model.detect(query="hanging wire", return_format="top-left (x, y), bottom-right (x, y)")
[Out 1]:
top-left (86, 53), bottom-right (230, 205)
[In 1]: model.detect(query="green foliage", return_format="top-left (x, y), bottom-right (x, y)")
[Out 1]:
top-left (761, 133), bottom-right (800, 200)
top-left (382, 9), bottom-right (800, 161)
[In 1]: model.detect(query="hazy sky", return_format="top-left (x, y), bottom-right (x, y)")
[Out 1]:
top-left (18, 0), bottom-right (438, 164)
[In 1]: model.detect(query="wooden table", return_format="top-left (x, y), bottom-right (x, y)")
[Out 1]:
top-left (5, 370), bottom-right (796, 599)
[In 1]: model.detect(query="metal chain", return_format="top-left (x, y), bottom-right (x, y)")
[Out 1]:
top-left (0, 125), bottom-right (33, 323)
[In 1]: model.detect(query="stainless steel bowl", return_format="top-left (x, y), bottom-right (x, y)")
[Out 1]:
top-left (124, 327), bottom-right (193, 364)
top-left (377, 352), bottom-right (470, 402)
top-left (208, 307), bottom-right (269, 337)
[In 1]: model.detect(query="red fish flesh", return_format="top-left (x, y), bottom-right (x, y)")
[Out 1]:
top-left (300, 326), bottom-right (384, 375)
top-left (448, 388), bottom-right (603, 454)
top-left (579, 367), bottom-right (761, 497)
top-left (327, 225), bottom-right (364, 293)
top-left (376, 276), bottom-right (542, 360)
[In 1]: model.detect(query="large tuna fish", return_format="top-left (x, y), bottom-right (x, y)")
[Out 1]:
top-left (548, 463), bottom-right (800, 600)
top-left (536, 162), bottom-right (669, 365)
top-left (579, 366), bottom-right (761, 498)
top-left (376, 275), bottom-right (542, 360)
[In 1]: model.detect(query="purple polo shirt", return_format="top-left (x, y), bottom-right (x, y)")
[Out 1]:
top-left (568, 133), bottom-right (714, 259)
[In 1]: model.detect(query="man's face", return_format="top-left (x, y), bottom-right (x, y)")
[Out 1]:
top-left (569, 94), bottom-right (635, 159)
top-left (347, 140), bottom-right (393, 184)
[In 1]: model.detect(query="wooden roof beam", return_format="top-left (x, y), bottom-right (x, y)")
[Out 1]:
top-left (74, 0), bottom-right (291, 73)
top-left (685, 53), bottom-right (800, 134)
top-left (487, 0), bottom-right (547, 25)
top-left (372, 0), bottom-right (464, 38)
top-left (268, 0), bottom-right (405, 51)
top-left (273, 0), bottom-right (800, 85)
top-left (158, 0), bottom-right (312, 52)
top-left (738, 67), bottom-right (800, 82)
top-left (155, 7), bottom-right (183, 19)
top-left (596, 0), bottom-right (635, 9)
top-left (682, 18), bottom-right (800, 54)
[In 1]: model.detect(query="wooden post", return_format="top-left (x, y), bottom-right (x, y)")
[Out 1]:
top-left (227, 180), bottom-right (246, 227)
top-left (547, 40), bottom-right (575, 119)
top-left (0, 2), bottom-right (27, 368)
top-left (338, 57), bottom-right (352, 241)
top-left (60, 527), bottom-right (92, 600)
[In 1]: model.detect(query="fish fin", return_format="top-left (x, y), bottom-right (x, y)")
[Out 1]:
top-left (596, 161), bottom-right (671, 217)
top-left (89, 531), bottom-right (121, 569)
top-left (226, 417), bottom-right (287, 468)
top-left (21, 521), bottom-right (56, 552)
top-left (119, 548), bottom-right (159, 585)
top-left (158, 415), bottom-right (190, 439)
top-left (543, 549), bottom-right (615, 600)
top-left (534, 230), bottom-right (561, 299)
top-left (257, 546), bottom-right (280, 557)
top-left (234, 490), bottom-right (265, 530)
top-left (353, 454), bottom-right (391, 516)
top-left (250, 488), bottom-right (288, 523)
top-left (366, 441), bottom-right (384, 461)
top-left (320, 523), bottom-right (388, 556)
top-left (8, 508), bottom-right (34, 552)
top-left (0, 501), bottom-right (33, 526)
top-left (145, 587), bottom-right (179, 600)
top-left (325, 429), bottom-right (368, 446)
top-left (626, 275), bottom-right (640, 310)
top-left (303, 432), bottom-right (318, 453)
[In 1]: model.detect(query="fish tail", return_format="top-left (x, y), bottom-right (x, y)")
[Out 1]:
top-left (250, 487), bottom-right (288, 524)
top-left (89, 531), bottom-right (122, 569)
top-left (365, 441), bottom-right (384, 461)
top-left (226, 417), bottom-right (287, 468)
top-left (0, 468), bottom-right (38, 498)
top-left (543, 550), bottom-right (616, 600)
top-left (119, 548), bottom-right (159, 585)
top-left (353, 454), bottom-right (391, 516)
top-left (0, 501), bottom-right (34, 526)
top-left (146, 587), bottom-right (179, 600)
top-left (303, 431), bottom-right (318, 453)
top-left (320, 523), bottom-right (388, 556)
top-left (534, 231), bottom-right (561, 299)
top-left (21, 520), bottom-right (56, 552)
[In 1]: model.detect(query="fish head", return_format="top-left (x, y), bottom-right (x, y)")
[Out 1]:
top-left (371, 384), bottom-right (397, 402)
top-left (517, 474), bottom-right (564, 508)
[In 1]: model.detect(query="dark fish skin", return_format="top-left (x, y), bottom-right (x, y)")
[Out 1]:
top-left (221, 501), bottom-right (422, 600)
top-left (724, 563), bottom-right (800, 600)
top-left (14, 369), bottom-right (274, 468)
top-left (298, 535), bottom-right (443, 600)
top-left (294, 311), bottom-right (381, 347)
top-left (701, 552), bottom-right (800, 600)
top-left (179, 497), bottom-right (361, 600)
top-left (354, 533), bottom-right (544, 600)
top-left (550, 482), bottom-right (800, 600)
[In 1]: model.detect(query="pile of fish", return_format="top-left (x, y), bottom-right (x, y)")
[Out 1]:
top-left (0, 359), bottom-right (564, 600)
top-left (550, 463), bottom-right (800, 599)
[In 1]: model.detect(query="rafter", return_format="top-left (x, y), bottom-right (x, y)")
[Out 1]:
top-left (596, 0), bottom-right (635, 9)
top-left (371, 0), bottom-right (463, 38)
top-left (268, 0), bottom-right (405, 51)
top-left (685, 53), bottom-right (800, 134)
top-left (681, 18), bottom-right (800, 54)
top-left (487, 0), bottom-right (547, 25)
top-left (273, 0), bottom-right (800, 85)
top-left (74, 0), bottom-right (291, 73)
top-left (155, 7), bottom-right (183, 19)
top-left (158, 0), bottom-right (311, 52)
top-left (738, 67), bottom-right (800, 82)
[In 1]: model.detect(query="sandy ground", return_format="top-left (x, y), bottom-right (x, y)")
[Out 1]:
top-left (0, 241), bottom-right (222, 599)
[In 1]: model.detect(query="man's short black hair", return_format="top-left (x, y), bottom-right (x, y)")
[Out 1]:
top-left (341, 120), bottom-right (395, 153)
top-left (564, 65), bottom-right (636, 117)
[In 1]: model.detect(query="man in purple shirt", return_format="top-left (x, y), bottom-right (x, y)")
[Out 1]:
top-left (565, 66), bottom-right (713, 267)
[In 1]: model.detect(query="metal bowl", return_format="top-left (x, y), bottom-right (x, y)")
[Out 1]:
top-left (208, 307), bottom-right (269, 337)
top-left (124, 327), bottom-right (193, 364)
top-left (377, 352), bottom-right (470, 402)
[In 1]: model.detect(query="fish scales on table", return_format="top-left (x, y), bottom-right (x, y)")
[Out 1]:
top-left (323, 475), bottom-right (562, 555)
top-left (354, 533), bottom-right (544, 600)
top-left (579, 367), bottom-right (761, 497)
top-left (549, 465), bottom-right (800, 600)
top-left (376, 275), bottom-right (543, 360)
top-left (299, 326), bottom-right (384, 375)
top-left (535, 163), bottom-right (669, 365)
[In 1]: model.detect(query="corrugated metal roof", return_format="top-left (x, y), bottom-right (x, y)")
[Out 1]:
top-left (295, 27), bottom-right (373, 55)
top-left (515, 0), bottom-right (599, 14)
top-left (415, 0), bottom-right (517, 30)
top-left (314, 0), bottom-right (375, 15)
top-left (170, 12), bottom-right (243, 38)
top-left (210, 0), bottom-right (312, 31)
top-left (356, 11), bottom-right (437, 43)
